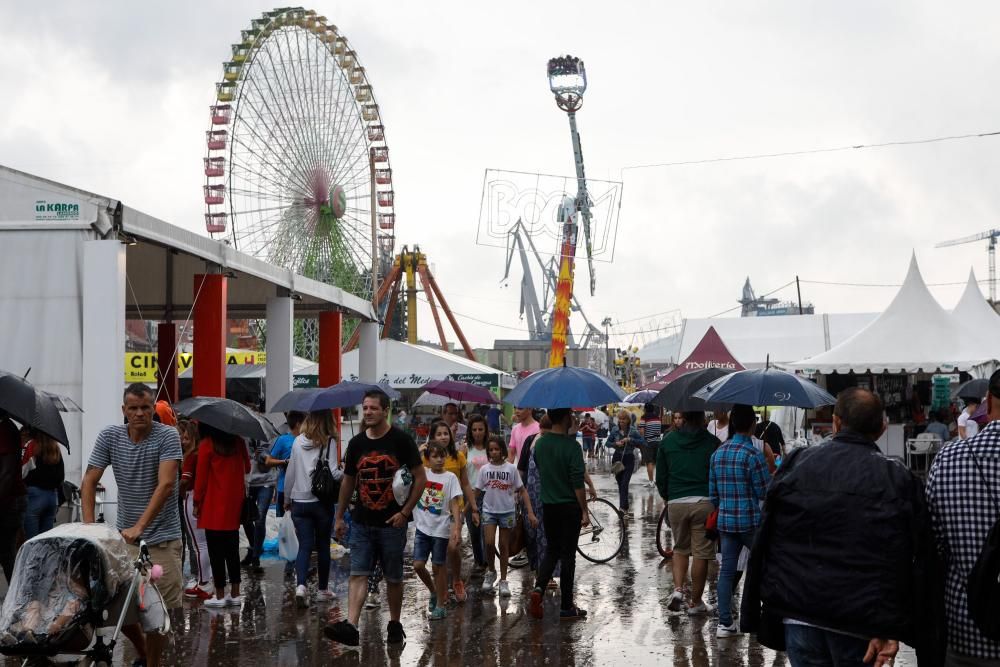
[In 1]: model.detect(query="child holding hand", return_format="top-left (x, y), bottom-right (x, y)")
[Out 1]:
top-left (412, 441), bottom-right (464, 620)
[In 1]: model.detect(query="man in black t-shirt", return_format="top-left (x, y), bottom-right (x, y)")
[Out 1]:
top-left (326, 390), bottom-right (425, 648)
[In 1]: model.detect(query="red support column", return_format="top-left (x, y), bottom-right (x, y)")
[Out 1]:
top-left (319, 312), bottom-right (343, 451)
top-left (318, 312), bottom-right (343, 388)
top-left (157, 322), bottom-right (178, 403)
top-left (192, 274), bottom-right (227, 398)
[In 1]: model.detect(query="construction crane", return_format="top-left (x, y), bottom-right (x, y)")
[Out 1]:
top-left (936, 229), bottom-right (1000, 301)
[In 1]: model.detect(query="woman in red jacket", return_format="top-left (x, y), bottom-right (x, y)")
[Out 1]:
top-left (194, 424), bottom-right (250, 608)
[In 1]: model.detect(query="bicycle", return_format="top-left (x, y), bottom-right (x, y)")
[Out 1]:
top-left (655, 506), bottom-right (674, 559)
top-left (505, 496), bottom-right (626, 567)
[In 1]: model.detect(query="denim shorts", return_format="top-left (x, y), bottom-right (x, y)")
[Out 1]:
top-left (348, 523), bottom-right (408, 583)
top-left (412, 529), bottom-right (449, 566)
top-left (482, 511), bottom-right (515, 529)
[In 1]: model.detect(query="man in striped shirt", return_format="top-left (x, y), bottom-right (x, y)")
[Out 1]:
top-left (83, 383), bottom-right (182, 667)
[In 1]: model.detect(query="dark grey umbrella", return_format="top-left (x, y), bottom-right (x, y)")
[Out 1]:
top-left (270, 388), bottom-right (322, 413)
top-left (650, 367), bottom-right (736, 412)
top-left (952, 378), bottom-right (989, 401)
top-left (174, 396), bottom-right (273, 441)
top-left (0, 371), bottom-right (70, 447)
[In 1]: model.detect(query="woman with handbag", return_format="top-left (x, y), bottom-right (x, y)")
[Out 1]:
top-left (193, 423), bottom-right (251, 608)
top-left (284, 410), bottom-right (341, 607)
top-left (607, 409), bottom-right (644, 517)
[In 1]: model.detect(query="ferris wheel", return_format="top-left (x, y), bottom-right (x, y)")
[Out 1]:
top-left (202, 7), bottom-right (396, 303)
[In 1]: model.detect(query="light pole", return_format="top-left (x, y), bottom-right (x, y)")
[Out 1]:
top-left (601, 316), bottom-right (612, 377)
top-left (546, 54), bottom-right (593, 368)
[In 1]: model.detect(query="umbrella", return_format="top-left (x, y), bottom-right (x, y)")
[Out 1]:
top-left (650, 367), bottom-right (736, 412)
top-left (270, 388), bottom-right (322, 413)
top-left (412, 392), bottom-right (477, 408)
top-left (504, 366), bottom-right (625, 409)
top-left (294, 381), bottom-right (401, 412)
top-left (621, 389), bottom-right (659, 405)
top-left (952, 378), bottom-right (989, 401)
top-left (420, 379), bottom-right (500, 405)
top-left (693, 368), bottom-right (836, 409)
top-left (174, 396), bottom-right (276, 441)
top-left (40, 390), bottom-right (83, 413)
top-left (0, 371), bottom-right (70, 447)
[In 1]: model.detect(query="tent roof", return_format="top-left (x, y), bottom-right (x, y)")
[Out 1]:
top-left (640, 313), bottom-right (876, 367)
top-left (952, 269), bottom-right (1000, 349)
top-left (648, 326), bottom-right (745, 388)
top-left (792, 256), bottom-right (993, 374)
top-left (297, 339), bottom-right (514, 389)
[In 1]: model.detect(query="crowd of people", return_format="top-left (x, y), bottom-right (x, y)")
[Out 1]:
top-left (1, 372), bottom-right (999, 667)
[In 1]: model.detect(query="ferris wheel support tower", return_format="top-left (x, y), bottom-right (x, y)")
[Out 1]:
top-left (546, 55), bottom-right (595, 368)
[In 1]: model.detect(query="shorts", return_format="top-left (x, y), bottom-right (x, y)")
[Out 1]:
top-left (641, 443), bottom-right (658, 466)
top-left (667, 500), bottom-right (716, 560)
top-left (482, 511), bottom-right (515, 529)
top-left (582, 437), bottom-right (595, 452)
top-left (348, 523), bottom-right (408, 583)
top-left (412, 529), bottom-right (449, 566)
top-left (126, 538), bottom-right (183, 610)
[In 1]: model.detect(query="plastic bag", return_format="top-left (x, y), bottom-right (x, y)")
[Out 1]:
top-left (278, 514), bottom-right (298, 562)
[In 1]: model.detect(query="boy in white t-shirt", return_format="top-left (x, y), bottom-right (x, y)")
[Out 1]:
top-left (413, 441), bottom-right (463, 620)
top-left (475, 435), bottom-right (538, 597)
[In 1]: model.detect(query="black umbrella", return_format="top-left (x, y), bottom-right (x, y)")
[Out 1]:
top-left (952, 378), bottom-right (989, 401)
top-left (174, 396), bottom-right (275, 441)
top-left (0, 371), bottom-right (70, 448)
top-left (650, 367), bottom-right (736, 412)
top-left (270, 388), bottom-right (322, 413)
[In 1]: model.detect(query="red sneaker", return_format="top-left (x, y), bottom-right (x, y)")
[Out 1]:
top-left (528, 588), bottom-right (544, 619)
top-left (184, 583), bottom-right (213, 600)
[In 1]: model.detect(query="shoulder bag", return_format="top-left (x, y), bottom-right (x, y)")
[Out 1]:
top-left (311, 437), bottom-right (341, 507)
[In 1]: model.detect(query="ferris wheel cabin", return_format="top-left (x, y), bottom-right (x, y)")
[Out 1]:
top-left (205, 213), bottom-right (227, 234)
top-left (211, 105), bottom-right (232, 125)
top-left (206, 130), bottom-right (228, 151)
top-left (204, 157), bottom-right (225, 178)
top-left (204, 185), bottom-right (225, 206)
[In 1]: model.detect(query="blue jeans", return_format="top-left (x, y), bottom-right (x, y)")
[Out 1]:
top-left (291, 501), bottom-right (332, 589)
top-left (784, 623), bottom-right (870, 667)
top-left (613, 449), bottom-right (635, 510)
top-left (465, 496), bottom-right (486, 566)
top-left (413, 529), bottom-right (448, 566)
top-left (349, 523), bottom-right (407, 583)
top-left (23, 486), bottom-right (58, 540)
top-left (249, 485), bottom-right (274, 560)
top-left (717, 530), bottom-right (756, 625)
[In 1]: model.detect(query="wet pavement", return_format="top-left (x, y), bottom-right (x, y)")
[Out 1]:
top-left (4, 458), bottom-right (917, 666)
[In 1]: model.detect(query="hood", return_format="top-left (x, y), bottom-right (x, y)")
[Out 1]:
top-left (298, 435), bottom-right (321, 450)
top-left (671, 428), bottom-right (717, 449)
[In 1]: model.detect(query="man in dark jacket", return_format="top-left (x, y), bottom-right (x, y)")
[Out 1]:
top-left (0, 412), bottom-right (26, 584)
top-left (656, 411), bottom-right (720, 614)
top-left (742, 387), bottom-right (943, 667)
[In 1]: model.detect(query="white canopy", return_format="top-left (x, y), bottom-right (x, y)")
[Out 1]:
top-left (792, 256), bottom-right (992, 374)
top-left (952, 269), bottom-right (1000, 347)
top-left (298, 339), bottom-right (514, 389)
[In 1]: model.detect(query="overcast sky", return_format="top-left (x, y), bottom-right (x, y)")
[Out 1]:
top-left (3, 1), bottom-right (998, 352)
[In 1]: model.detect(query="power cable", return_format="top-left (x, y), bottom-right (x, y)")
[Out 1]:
top-left (622, 130), bottom-right (1000, 172)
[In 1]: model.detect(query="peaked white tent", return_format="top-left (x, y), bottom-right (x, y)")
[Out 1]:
top-left (792, 256), bottom-right (992, 374)
top-left (950, 269), bottom-right (1000, 376)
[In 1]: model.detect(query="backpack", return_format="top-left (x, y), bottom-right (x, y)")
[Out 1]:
top-left (967, 446), bottom-right (1000, 640)
top-left (310, 438), bottom-right (341, 507)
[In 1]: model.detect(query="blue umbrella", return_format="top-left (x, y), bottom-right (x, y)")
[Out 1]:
top-left (295, 380), bottom-right (401, 411)
top-left (692, 368), bottom-right (835, 409)
top-left (621, 389), bottom-right (659, 405)
top-left (504, 366), bottom-right (625, 409)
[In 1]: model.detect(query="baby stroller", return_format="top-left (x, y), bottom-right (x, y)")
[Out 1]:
top-left (0, 523), bottom-right (168, 666)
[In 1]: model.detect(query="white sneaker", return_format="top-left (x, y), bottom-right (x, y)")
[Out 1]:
top-left (498, 580), bottom-right (511, 598)
top-left (509, 552), bottom-right (529, 567)
top-left (716, 622), bottom-right (740, 638)
top-left (226, 595), bottom-right (242, 607)
top-left (687, 601), bottom-right (714, 616)
top-left (482, 571), bottom-right (496, 593)
top-left (314, 589), bottom-right (335, 603)
top-left (204, 595), bottom-right (228, 608)
top-left (295, 584), bottom-right (308, 608)
top-left (666, 589), bottom-right (686, 612)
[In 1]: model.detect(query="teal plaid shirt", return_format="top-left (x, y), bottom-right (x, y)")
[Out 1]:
top-left (709, 434), bottom-right (770, 533)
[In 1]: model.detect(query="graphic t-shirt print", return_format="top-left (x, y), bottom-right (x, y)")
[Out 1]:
top-left (356, 451), bottom-right (401, 511)
top-left (482, 466), bottom-right (514, 492)
top-left (418, 479), bottom-right (446, 516)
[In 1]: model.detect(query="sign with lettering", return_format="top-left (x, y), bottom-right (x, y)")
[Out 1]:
top-left (125, 351), bottom-right (266, 383)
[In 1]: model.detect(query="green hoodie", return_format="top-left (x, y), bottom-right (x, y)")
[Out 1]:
top-left (655, 428), bottom-right (720, 501)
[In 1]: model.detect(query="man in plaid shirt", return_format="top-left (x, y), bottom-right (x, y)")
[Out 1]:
top-left (709, 404), bottom-right (770, 638)
top-left (927, 369), bottom-right (1000, 665)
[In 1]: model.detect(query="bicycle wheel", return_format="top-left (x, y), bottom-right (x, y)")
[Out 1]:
top-left (656, 507), bottom-right (674, 559)
top-left (577, 497), bottom-right (625, 563)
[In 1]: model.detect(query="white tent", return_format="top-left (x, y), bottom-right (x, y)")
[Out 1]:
top-left (950, 269), bottom-right (1000, 376)
top-left (298, 339), bottom-right (514, 389)
top-left (792, 256), bottom-right (993, 374)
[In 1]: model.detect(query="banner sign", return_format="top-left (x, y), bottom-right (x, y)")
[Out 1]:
top-left (125, 352), bottom-right (266, 383)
